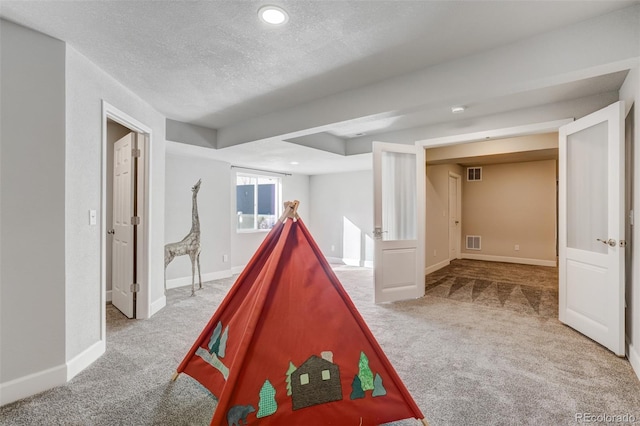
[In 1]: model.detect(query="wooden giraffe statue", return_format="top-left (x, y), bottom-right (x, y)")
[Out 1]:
top-left (164, 179), bottom-right (202, 296)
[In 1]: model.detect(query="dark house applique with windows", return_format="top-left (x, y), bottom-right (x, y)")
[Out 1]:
top-left (291, 354), bottom-right (342, 410)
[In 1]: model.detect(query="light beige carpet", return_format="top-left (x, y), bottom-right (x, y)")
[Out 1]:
top-left (1, 264), bottom-right (639, 426)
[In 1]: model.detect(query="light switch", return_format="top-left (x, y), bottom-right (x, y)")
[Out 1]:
top-left (89, 209), bottom-right (97, 225)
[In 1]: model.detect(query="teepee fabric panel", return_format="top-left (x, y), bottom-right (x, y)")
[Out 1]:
top-left (177, 218), bottom-right (423, 425)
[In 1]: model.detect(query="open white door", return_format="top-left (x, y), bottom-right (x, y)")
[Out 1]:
top-left (373, 142), bottom-right (424, 303)
top-left (112, 133), bottom-right (135, 318)
top-left (559, 101), bottom-right (625, 356)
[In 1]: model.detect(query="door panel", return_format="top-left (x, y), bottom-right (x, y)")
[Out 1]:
top-left (374, 142), bottom-right (423, 303)
top-left (448, 175), bottom-right (460, 260)
top-left (559, 101), bottom-right (625, 356)
top-left (112, 133), bottom-right (135, 318)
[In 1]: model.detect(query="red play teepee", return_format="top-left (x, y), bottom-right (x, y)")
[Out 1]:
top-left (173, 201), bottom-right (427, 426)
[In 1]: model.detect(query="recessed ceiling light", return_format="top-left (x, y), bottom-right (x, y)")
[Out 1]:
top-left (451, 106), bottom-right (466, 113)
top-left (354, 132), bottom-right (366, 137)
top-left (290, 161), bottom-right (299, 165)
top-left (258, 5), bottom-right (289, 25)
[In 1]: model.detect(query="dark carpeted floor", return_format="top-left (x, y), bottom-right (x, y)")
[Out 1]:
top-left (425, 259), bottom-right (559, 317)
top-left (1, 262), bottom-right (639, 425)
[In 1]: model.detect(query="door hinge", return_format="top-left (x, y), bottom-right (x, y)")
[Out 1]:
top-left (620, 240), bottom-right (627, 248)
top-left (130, 283), bottom-right (140, 292)
top-left (131, 216), bottom-right (141, 225)
top-left (131, 148), bottom-right (141, 158)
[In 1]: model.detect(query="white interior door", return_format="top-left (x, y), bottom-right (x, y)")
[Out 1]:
top-left (448, 174), bottom-right (461, 260)
top-left (373, 142), bottom-right (423, 303)
top-left (559, 101), bottom-right (625, 356)
top-left (112, 133), bottom-right (135, 318)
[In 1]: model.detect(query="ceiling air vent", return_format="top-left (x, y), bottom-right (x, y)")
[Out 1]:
top-left (467, 167), bottom-right (482, 181)
top-left (466, 235), bottom-right (481, 250)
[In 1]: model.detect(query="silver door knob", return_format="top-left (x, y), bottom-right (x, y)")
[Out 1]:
top-left (596, 238), bottom-right (616, 247)
top-left (107, 229), bottom-right (115, 235)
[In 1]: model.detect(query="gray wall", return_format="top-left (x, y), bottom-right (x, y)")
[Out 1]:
top-left (1, 19), bottom-right (169, 405)
top-left (65, 44), bottom-right (167, 357)
top-left (309, 171), bottom-right (373, 265)
top-left (0, 19), bottom-right (67, 386)
top-left (164, 154), bottom-right (231, 282)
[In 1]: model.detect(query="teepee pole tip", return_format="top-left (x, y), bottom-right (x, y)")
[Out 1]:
top-left (171, 371), bottom-right (179, 382)
top-left (280, 200), bottom-right (300, 222)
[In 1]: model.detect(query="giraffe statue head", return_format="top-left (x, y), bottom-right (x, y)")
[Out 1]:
top-left (192, 179), bottom-right (202, 195)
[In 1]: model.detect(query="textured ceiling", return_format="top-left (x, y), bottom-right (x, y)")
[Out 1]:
top-left (1, 0), bottom-right (637, 173)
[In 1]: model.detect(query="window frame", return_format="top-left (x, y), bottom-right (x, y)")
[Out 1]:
top-left (235, 171), bottom-right (282, 233)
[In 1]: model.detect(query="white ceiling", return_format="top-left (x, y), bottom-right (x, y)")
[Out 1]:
top-left (1, 0), bottom-right (637, 174)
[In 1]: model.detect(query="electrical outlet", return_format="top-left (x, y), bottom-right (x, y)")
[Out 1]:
top-left (89, 209), bottom-right (97, 225)
top-left (514, 244), bottom-right (520, 251)
top-left (223, 254), bottom-right (228, 262)
top-left (433, 249), bottom-right (437, 257)
top-left (331, 245), bottom-right (335, 252)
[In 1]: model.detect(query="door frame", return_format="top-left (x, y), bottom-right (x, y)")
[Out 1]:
top-left (101, 101), bottom-right (152, 336)
top-left (448, 172), bottom-right (462, 260)
top-left (416, 119), bottom-right (573, 281)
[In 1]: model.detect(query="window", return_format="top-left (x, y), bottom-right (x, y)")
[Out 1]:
top-left (321, 370), bottom-right (331, 380)
top-left (300, 373), bottom-right (309, 385)
top-left (236, 173), bottom-right (281, 231)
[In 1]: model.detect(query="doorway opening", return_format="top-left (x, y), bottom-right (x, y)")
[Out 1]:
top-left (101, 101), bottom-right (152, 340)
top-left (423, 133), bottom-right (560, 315)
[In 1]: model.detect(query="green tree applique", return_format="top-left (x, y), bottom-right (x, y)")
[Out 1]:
top-left (257, 380), bottom-right (277, 418)
top-left (372, 373), bottom-right (387, 397)
top-left (285, 362), bottom-right (296, 396)
top-left (358, 352), bottom-right (374, 391)
top-left (208, 322), bottom-right (222, 355)
top-left (350, 374), bottom-right (364, 399)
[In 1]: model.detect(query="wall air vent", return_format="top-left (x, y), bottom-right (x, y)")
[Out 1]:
top-left (467, 167), bottom-right (482, 181)
top-left (466, 235), bottom-right (481, 250)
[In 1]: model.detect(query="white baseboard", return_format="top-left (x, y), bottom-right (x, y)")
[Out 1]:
top-left (66, 340), bottom-right (105, 381)
top-left (165, 270), bottom-right (233, 290)
top-left (231, 265), bottom-right (245, 275)
top-left (343, 257), bottom-right (361, 267)
top-left (461, 253), bottom-right (557, 267)
top-left (0, 364), bottom-right (67, 407)
top-left (363, 260), bottom-right (373, 268)
top-left (150, 295), bottom-right (166, 317)
top-left (106, 290), bottom-right (112, 303)
top-left (628, 341), bottom-right (640, 382)
top-left (425, 259), bottom-right (450, 275)
top-left (325, 257), bottom-right (344, 265)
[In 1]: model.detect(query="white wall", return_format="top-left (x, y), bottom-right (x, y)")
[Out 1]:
top-left (620, 66), bottom-right (640, 379)
top-left (308, 171), bottom-right (373, 265)
top-left (164, 154), bottom-right (231, 286)
top-left (231, 172), bottom-right (310, 271)
top-left (0, 19), bottom-right (67, 402)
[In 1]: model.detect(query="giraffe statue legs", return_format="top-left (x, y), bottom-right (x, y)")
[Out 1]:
top-left (188, 249), bottom-right (202, 296)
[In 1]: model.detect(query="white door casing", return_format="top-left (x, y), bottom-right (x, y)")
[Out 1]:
top-left (373, 142), bottom-right (424, 303)
top-left (449, 173), bottom-right (461, 260)
top-left (112, 133), bottom-right (135, 318)
top-left (559, 101), bottom-right (625, 356)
